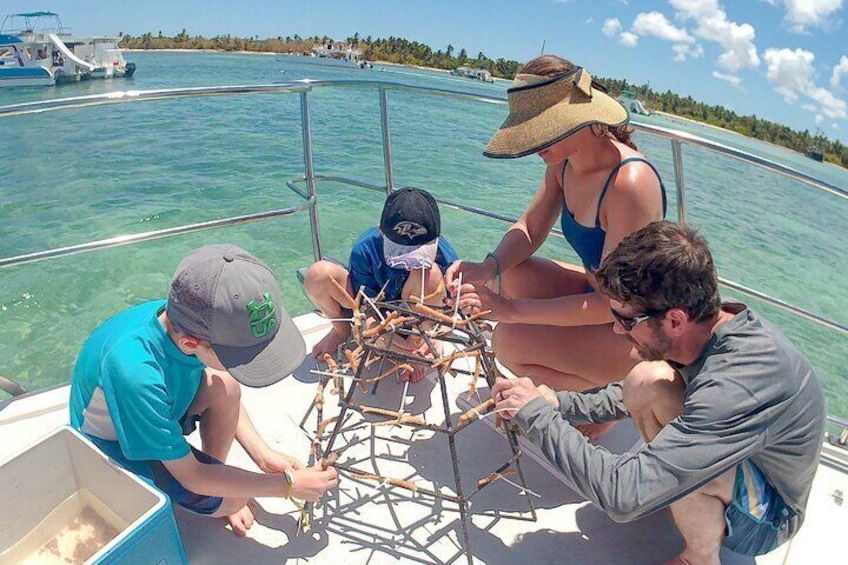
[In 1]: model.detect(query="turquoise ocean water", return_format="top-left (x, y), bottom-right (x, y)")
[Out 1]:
top-left (1, 51), bottom-right (846, 416)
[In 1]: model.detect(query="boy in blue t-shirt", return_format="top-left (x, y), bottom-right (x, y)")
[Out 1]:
top-left (70, 245), bottom-right (338, 536)
top-left (304, 188), bottom-right (457, 380)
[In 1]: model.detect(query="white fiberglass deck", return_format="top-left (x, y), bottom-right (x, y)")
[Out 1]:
top-left (1, 312), bottom-right (846, 564)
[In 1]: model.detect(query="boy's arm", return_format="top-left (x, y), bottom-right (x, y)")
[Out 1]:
top-left (163, 450), bottom-right (338, 502)
top-left (235, 402), bottom-right (303, 472)
top-left (163, 451), bottom-right (292, 499)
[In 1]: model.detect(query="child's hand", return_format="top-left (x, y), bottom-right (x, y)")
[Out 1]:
top-left (291, 465), bottom-right (340, 501)
top-left (400, 363), bottom-right (427, 382)
top-left (259, 450), bottom-right (303, 474)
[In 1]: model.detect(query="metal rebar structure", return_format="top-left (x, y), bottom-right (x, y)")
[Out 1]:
top-left (308, 283), bottom-right (537, 564)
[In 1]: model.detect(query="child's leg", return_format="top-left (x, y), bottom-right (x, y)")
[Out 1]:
top-left (303, 260), bottom-right (355, 358)
top-left (401, 264), bottom-right (446, 305)
top-left (398, 266), bottom-right (446, 382)
top-left (179, 370), bottom-right (254, 535)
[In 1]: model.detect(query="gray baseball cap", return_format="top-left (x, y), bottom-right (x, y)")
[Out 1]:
top-left (166, 244), bottom-right (305, 387)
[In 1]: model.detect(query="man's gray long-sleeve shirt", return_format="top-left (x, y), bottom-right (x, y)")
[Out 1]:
top-left (513, 305), bottom-right (825, 536)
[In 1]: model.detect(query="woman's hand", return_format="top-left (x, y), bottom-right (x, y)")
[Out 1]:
top-left (445, 259), bottom-right (497, 293)
top-left (456, 282), bottom-right (511, 321)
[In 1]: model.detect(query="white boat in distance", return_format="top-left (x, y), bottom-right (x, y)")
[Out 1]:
top-left (452, 65), bottom-right (495, 83)
top-left (0, 34), bottom-right (55, 87)
top-left (0, 11), bottom-right (135, 87)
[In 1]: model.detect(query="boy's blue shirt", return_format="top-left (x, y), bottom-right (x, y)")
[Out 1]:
top-left (348, 227), bottom-right (458, 301)
top-left (70, 300), bottom-right (205, 475)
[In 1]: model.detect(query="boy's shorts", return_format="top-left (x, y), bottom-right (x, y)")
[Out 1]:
top-left (140, 410), bottom-right (225, 515)
top-left (147, 445), bottom-right (224, 515)
top-left (723, 459), bottom-right (792, 556)
top-left (84, 412), bottom-right (224, 515)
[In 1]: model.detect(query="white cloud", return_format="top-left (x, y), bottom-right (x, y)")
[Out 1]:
top-left (625, 10), bottom-right (702, 61)
top-left (712, 71), bottom-right (742, 87)
top-left (620, 31), bottom-right (639, 47)
top-left (832, 56), bottom-right (848, 89)
top-left (670, 0), bottom-right (723, 20)
top-left (632, 12), bottom-right (695, 43)
top-left (763, 48), bottom-right (815, 103)
top-left (801, 104), bottom-right (818, 112)
top-left (671, 0), bottom-right (760, 73)
top-left (770, 0), bottom-right (844, 33)
top-left (815, 114), bottom-right (825, 124)
top-left (672, 43), bottom-right (704, 61)
top-left (602, 18), bottom-right (623, 37)
top-left (763, 47), bottom-right (848, 120)
top-left (809, 86), bottom-right (848, 119)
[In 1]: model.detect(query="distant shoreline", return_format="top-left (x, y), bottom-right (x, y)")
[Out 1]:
top-left (124, 48), bottom-right (277, 56)
top-left (121, 49), bottom-right (841, 168)
top-left (650, 110), bottom-right (838, 166)
top-left (653, 110), bottom-right (744, 137)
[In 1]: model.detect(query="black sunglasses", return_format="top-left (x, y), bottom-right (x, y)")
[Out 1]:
top-left (610, 309), bottom-right (654, 331)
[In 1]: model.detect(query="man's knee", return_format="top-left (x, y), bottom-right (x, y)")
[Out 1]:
top-left (622, 362), bottom-right (683, 424)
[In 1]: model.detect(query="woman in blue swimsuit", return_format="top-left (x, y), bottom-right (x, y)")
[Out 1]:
top-left (447, 55), bottom-right (669, 434)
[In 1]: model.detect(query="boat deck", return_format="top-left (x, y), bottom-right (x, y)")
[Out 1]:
top-left (2, 312), bottom-right (846, 564)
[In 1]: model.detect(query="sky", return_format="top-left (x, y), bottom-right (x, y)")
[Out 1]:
top-left (19, 0), bottom-right (848, 143)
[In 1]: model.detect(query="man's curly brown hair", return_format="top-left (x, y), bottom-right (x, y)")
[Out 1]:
top-left (595, 221), bottom-right (721, 322)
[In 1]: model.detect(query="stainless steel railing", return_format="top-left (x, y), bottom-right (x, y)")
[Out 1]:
top-left (0, 81), bottom-right (845, 338)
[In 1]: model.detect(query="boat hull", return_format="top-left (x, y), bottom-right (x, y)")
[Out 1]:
top-left (0, 67), bottom-right (55, 87)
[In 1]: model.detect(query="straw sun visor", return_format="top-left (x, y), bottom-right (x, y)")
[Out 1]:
top-left (484, 67), bottom-right (629, 159)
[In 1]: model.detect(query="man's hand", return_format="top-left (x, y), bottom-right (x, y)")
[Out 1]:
top-left (491, 377), bottom-right (559, 420)
top-left (258, 450), bottom-right (303, 474)
top-left (290, 465), bottom-right (340, 501)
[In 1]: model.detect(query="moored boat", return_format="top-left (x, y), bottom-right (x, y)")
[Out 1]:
top-left (0, 11), bottom-right (136, 87)
top-left (65, 36), bottom-right (136, 79)
top-left (618, 88), bottom-right (652, 116)
top-left (0, 34), bottom-right (54, 87)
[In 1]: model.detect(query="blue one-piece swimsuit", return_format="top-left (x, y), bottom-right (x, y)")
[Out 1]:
top-left (559, 157), bottom-right (667, 272)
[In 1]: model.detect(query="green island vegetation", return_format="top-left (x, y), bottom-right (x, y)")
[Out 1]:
top-left (119, 31), bottom-right (847, 168)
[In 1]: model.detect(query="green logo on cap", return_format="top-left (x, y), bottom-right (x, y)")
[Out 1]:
top-left (247, 292), bottom-right (277, 338)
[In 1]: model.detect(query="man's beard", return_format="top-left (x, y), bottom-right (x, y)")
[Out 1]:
top-left (631, 327), bottom-right (672, 362)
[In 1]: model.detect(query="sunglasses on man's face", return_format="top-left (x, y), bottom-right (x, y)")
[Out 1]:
top-left (610, 309), bottom-right (654, 331)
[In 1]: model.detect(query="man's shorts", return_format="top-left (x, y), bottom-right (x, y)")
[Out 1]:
top-left (723, 459), bottom-right (792, 556)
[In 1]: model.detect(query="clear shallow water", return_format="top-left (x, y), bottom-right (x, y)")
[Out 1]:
top-left (1, 52), bottom-right (846, 415)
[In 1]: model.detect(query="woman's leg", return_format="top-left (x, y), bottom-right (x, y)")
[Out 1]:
top-left (500, 256), bottom-right (589, 299)
top-left (493, 322), bottom-right (636, 389)
top-left (493, 257), bottom-right (637, 390)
